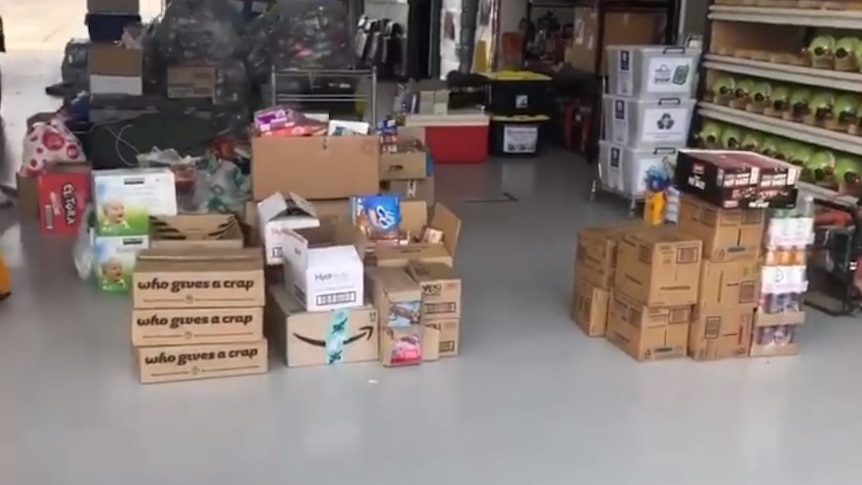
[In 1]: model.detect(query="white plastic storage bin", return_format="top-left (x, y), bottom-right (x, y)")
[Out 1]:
top-left (602, 95), bottom-right (695, 147)
top-left (607, 45), bottom-right (701, 98)
top-left (598, 141), bottom-right (679, 198)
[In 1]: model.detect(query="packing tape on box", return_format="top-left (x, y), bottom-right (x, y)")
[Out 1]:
top-left (326, 310), bottom-right (349, 364)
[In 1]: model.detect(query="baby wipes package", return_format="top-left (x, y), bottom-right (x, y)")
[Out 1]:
top-left (93, 234), bottom-right (150, 293)
top-left (93, 168), bottom-right (178, 236)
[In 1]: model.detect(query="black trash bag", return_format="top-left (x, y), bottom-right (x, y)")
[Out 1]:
top-left (245, 0), bottom-right (356, 83)
top-left (153, 0), bottom-right (243, 64)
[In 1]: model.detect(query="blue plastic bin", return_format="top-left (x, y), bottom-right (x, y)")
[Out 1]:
top-left (85, 13), bottom-right (141, 43)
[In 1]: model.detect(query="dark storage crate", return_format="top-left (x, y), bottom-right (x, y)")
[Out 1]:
top-left (485, 71), bottom-right (553, 116)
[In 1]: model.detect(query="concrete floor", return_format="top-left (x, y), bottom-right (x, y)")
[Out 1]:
top-left (3, 2), bottom-right (862, 485)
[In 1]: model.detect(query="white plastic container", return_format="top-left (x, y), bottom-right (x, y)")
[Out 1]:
top-left (607, 45), bottom-right (701, 98)
top-left (598, 141), bottom-right (679, 198)
top-left (602, 95), bottom-right (695, 147)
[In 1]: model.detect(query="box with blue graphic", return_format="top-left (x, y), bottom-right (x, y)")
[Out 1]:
top-left (267, 285), bottom-right (379, 368)
top-left (92, 168), bottom-right (177, 237)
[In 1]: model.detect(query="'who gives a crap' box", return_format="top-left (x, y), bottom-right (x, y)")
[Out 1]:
top-left (132, 248), bottom-right (265, 309)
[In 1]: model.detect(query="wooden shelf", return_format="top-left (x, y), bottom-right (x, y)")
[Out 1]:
top-left (698, 102), bottom-right (862, 156)
top-left (709, 5), bottom-right (862, 29)
top-left (703, 54), bottom-right (862, 93)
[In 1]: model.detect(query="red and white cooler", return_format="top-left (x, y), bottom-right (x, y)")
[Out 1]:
top-left (404, 110), bottom-right (490, 165)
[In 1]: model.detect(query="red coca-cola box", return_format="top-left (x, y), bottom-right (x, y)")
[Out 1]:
top-left (675, 150), bottom-right (800, 209)
top-left (37, 163), bottom-right (91, 235)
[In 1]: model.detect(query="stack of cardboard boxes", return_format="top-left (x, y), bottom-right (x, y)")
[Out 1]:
top-left (130, 215), bottom-right (268, 384)
top-left (379, 128), bottom-right (435, 208)
top-left (248, 125), bottom-right (463, 369)
top-left (87, 0), bottom-right (143, 96)
top-left (572, 149), bottom-right (805, 361)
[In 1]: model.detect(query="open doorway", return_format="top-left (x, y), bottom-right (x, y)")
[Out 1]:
top-left (406, 0), bottom-right (441, 79)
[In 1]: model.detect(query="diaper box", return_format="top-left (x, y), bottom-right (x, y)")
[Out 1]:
top-left (92, 168), bottom-right (177, 236)
top-left (93, 233), bottom-right (150, 293)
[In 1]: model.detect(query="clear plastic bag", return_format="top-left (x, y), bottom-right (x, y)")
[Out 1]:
top-left (73, 205), bottom-right (96, 281)
top-left (245, 0), bottom-right (356, 83)
top-left (152, 0), bottom-right (244, 65)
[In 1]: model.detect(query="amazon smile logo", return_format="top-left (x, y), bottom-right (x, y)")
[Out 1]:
top-left (292, 325), bottom-right (375, 348)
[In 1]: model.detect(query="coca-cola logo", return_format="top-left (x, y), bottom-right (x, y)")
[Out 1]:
top-left (61, 183), bottom-right (77, 225)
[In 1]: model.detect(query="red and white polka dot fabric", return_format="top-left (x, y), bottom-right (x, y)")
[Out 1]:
top-left (20, 119), bottom-right (86, 176)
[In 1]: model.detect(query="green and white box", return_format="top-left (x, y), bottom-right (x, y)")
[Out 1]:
top-left (93, 233), bottom-right (150, 293)
top-left (93, 168), bottom-right (177, 237)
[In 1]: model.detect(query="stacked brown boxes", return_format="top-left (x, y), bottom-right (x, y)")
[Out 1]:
top-left (130, 215), bottom-right (268, 384)
top-left (406, 262), bottom-right (462, 358)
top-left (607, 227), bottom-right (702, 361)
top-left (677, 195), bottom-right (763, 361)
top-left (380, 127), bottom-right (435, 208)
top-left (87, 1), bottom-right (143, 96)
top-left (570, 224), bottom-right (636, 337)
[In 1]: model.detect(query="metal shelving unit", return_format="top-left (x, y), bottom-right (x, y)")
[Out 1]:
top-left (269, 67), bottom-right (379, 126)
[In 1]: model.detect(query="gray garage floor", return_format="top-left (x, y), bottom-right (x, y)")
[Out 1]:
top-left (2, 1), bottom-right (862, 485)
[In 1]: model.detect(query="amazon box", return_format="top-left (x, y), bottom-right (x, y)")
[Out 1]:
top-left (367, 268), bottom-right (423, 328)
top-left (132, 248), bottom-right (265, 309)
top-left (372, 201), bottom-right (461, 268)
top-left (266, 285), bottom-right (378, 367)
top-left (131, 307), bottom-right (263, 347)
top-left (135, 340), bottom-right (268, 384)
top-left (406, 262), bottom-right (461, 321)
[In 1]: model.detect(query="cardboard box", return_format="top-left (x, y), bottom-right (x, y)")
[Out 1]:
top-left (406, 262), bottom-right (461, 321)
top-left (419, 89), bottom-right (450, 115)
top-left (605, 291), bottom-right (691, 361)
top-left (675, 150), bottom-right (800, 209)
top-left (312, 199), bottom-right (352, 224)
top-left (37, 163), bottom-right (90, 235)
top-left (422, 324), bottom-right (441, 361)
top-left (677, 194), bottom-right (765, 262)
top-left (380, 140), bottom-right (429, 181)
top-left (132, 306), bottom-right (263, 347)
top-left (251, 135), bottom-right (380, 201)
top-left (135, 340), bottom-right (268, 384)
top-left (575, 222), bottom-right (639, 289)
top-left (689, 306), bottom-right (753, 361)
top-left (256, 192), bottom-right (321, 265)
top-left (699, 259), bottom-right (759, 308)
top-left (88, 44), bottom-right (143, 95)
top-left (281, 223), bottom-right (365, 312)
top-left (16, 173), bottom-right (39, 220)
top-left (133, 248), bottom-right (265, 309)
top-left (380, 325), bottom-right (423, 366)
top-left (424, 319), bottom-right (459, 357)
top-left (749, 324), bottom-right (799, 357)
top-left (381, 177), bottom-right (436, 208)
top-left (266, 285), bottom-right (378, 367)
top-left (372, 201), bottom-right (462, 267)
top-left (167, 66), bottom-right (217, 99)
top-left (571, 277), bottom-right (610, 337)
top-left (92, 168), bottom-right (177, 237)
top-left (87, 0), bottom-right (139, 13)
top-left (613, 226), bottom-right (703, 306)
top-left (150, 214), bottom-right (244, 250)
top-left (568, 7), bottom-right (665, 74)
top-left (367, 268), bottom-right (423, 328)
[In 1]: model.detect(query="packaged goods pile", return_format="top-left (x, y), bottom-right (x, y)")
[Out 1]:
top-left (19, 98), bottom-right (463, 384)
top-left (572, 148), bottom-right (810, 361)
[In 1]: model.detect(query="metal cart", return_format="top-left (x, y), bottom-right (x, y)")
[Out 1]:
top-left (269, 67), bottom-right (379, 127)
